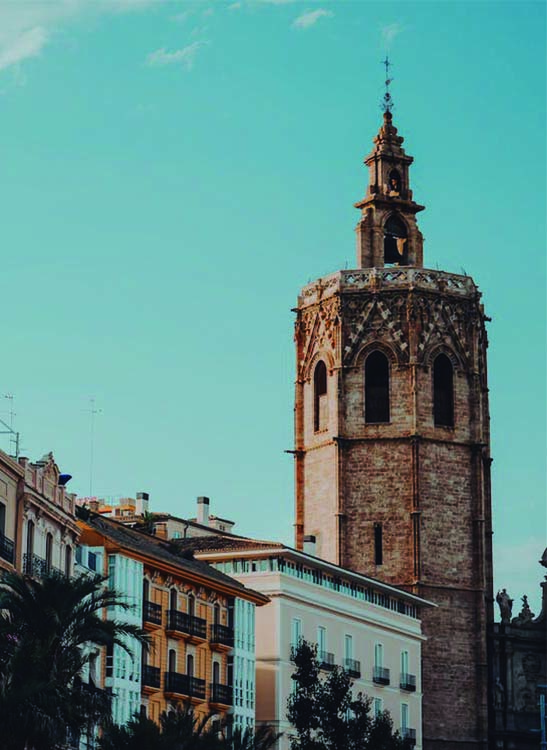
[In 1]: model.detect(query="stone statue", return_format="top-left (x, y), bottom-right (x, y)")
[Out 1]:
top-left (512, 594), bottom-right (535, 625)
top-left (496, 588), bottom-right (513, 623)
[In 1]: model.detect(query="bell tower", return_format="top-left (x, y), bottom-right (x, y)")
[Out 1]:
top-left (293, 98), bottom-right (493, 749)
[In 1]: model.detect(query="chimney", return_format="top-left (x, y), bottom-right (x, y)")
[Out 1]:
top-left (303, 534), bottom-right (317, 556)
top-left (135, 491), bottom-right (149, 515)
top-left (197, 496), bottom-right (210, 526)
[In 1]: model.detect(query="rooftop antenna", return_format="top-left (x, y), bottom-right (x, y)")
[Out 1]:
top-left (1, 394), bottom-right (20, 458)
top-left (381, 56), bottom-right (394, 113)
top-left (87, 397), bottom-right (102, 497)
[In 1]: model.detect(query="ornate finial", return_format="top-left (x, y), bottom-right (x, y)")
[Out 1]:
top-left (381, 56), bottom-right (394, 114)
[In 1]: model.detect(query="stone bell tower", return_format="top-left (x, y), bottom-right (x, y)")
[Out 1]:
top-left (293, 108), bottom-right (494, 750)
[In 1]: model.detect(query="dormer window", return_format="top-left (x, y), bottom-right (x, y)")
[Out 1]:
top-left (384, 214), bottom-right (408, 265)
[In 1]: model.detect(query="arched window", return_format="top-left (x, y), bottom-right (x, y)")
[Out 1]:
top-left (433, 354), bottom-right (454, 427)
top-left (65, 545), bottom-right (72, 576)
top-left (45, 532), bottom-right (53, 572)
top-left (187, 593), bottom-right (195, 617)
top-left (26, 520), bottom-right (34, 556)
top-left (212, 661), bottom-right (220, 685)
top-left (213, 603), bottom-right (220, 626)
top-left (186, 653), bottom-right (194, 678)
top-left (170, 588), bottom-right (178, 612)
top-left (384, 214), bottom-right (408, 265)
top-left (365, 351), bottom-right (390, 423)
top-left (388, 169), bottom-right (401, 195)
top-left (168, 648), bottom-right (177, 674)
top-left (313, 360), bottom-right (328, 432)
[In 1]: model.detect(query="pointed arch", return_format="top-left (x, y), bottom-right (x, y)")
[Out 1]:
top-left (313, 360), bottom-right (328, 432)
top-left (365, 350), bottom-right (390, 423)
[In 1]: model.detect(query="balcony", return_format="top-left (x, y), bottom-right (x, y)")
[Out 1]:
top-left (372, 666), bottom-right (390, 686)
top-left (166, 610), bottom-right (206, 641)
top-left (318, 650), bottom-right (335, 671)
top-left (0, 533), bottom-right (14, 564)
top-left (23, 553), bottom-right (60, 577)
top-left (402, 728), bottom-right (416, 746)
top-left (209, 682), bottom-right (233, 706)
top-left (209, 624), bottom-right (234, 649)
top-left (400, 672), bottom-right (416, 692)
top-left (142, 665), bottom-right (161, 690)
top-left (343, 658), bottom-right (361, 678)
top-left (143, 600), bottom-right (162, 627)
top-left (164, 671), bottom-right (206, 700)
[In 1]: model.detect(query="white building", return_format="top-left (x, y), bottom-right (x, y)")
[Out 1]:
top-left (176, 536), bottom-right (434, 750)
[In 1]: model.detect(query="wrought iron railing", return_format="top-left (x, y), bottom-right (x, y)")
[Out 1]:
top-left (343, 658), bottom-right (361, 678)
top-left (23, 553), bottom-right (60, 577)
top-left (400, 672), bottom-right (416, 691)
top-left (318, 650), bottom-right (335, 671)
top-left (0, 533), bottom-right (14, 564)
top-left (142, 665), bottom-right (161, 689)
top-left (166, 610), bottom-right (206, 640)
top-left (372, 666), bottom-right (390, 685)
top-left (164, 671), bottom-right (205, 699)
top-left (143, 600), bottom-right (162, 626)
top-left (209, 623), bottom-right (234, 647)
top-left (210, 682), bottom-right (233, 705)
top-left (402, 728), bottom-right (416, 745)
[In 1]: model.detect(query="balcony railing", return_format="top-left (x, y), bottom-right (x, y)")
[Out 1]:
top-left (164, 671), bottom-right (206, 699)
top-left (400, 672), bottom-right (416, 692)
top-left (0, 533), bottom-right (14, 564)
top-left (142, 665), bottom-right (161, 689)
top-left (166, 610), bottom-right (206, 640)
top-left (209, 624), bottom-right (234, 648)
top-left (210, 682), bottom-right (233, 705)
top-left (23, 553), bottom-right (60, 577)
top-left (318, 651), bottom-right (335, 671)
top-left (372, 666), bottom-right (390, 685)
top-left (343, 658), bottom-right (361, 678)
top-left (143, 600), bottom-right (162, 626)
top-left (402, 728), bottom-right (416, 746)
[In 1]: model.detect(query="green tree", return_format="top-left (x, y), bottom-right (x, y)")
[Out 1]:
top-left (0, 569), bottom-right (148, 750)
top-left (99, 704), bottom-right (281, 750)
top-left (287, 640), bottom-right (412, 750)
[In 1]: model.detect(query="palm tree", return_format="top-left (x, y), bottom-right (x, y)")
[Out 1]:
top-left (0, 569), bottom-right (148, 750)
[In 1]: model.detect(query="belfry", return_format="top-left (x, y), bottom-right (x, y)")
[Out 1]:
top-left (293, 86), bottom-right (494, 749)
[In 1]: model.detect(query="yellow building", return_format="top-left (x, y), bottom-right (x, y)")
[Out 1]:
top-left (78, 514), bottom-right (268, 730)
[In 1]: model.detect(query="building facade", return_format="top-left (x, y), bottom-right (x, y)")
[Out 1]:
top-left (293, 111), bottom-right (494, 750)
top-left (77, 514), bottom-right (268, 732)
top-left (178, 536), bottom-right (434, 749)
top-left (489, 552), bottom-right (547, 749)
top-left (0, 450), bottom-right (24, 573)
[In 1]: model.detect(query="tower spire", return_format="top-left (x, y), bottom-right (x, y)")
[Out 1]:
top-left (381, 56), bottom-right (394, 114)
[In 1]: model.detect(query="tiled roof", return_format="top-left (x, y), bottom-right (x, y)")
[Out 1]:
top-left (171, 536), bottom-right (284, 553)
top-left (83, 515), bottom-right (267, 600)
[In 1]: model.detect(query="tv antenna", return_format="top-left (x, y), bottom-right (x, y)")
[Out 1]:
top-left (381, 56), bottom-right (394, 113)
top-left (87, 397), bottom-right (102, 497)
top-left (0, 394), bottom-right (20, 458)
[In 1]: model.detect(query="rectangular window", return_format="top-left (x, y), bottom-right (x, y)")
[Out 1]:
top-left (0, 502), bottom-right (5, 537)
top-left (374, 697), bottom-right (383, 717)
top-left (401, 703), bottom-right (409, 731)
top-left (317, 626), bottom-right (326, 653)
top-left (374, 524), bottom-right (383, 565)
top-left (401, 650), bottom-right (409, 675)
top-left (291, 618), bottom-right (302, 648)
top-left (344, 635), bottom-right (353, 661)
top-left (374, 643), bottom-right (383, 668)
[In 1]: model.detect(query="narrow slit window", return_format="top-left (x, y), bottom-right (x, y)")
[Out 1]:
top-left (313, 361), bottom-right (328, 432)
top-left (365, 352), bottom-right (390, 423)
top-left (374, 523), bottom-right (383, 565)
top-left (433, 354), bottom-right (454, 427)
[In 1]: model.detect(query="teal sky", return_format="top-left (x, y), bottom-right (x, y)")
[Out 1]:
top-left (0, 0), bottom-right (545, 613)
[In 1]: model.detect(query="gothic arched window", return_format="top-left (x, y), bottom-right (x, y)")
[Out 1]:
top-left (365, 351), bottom-right (390, 424)
top-left (384, 214), bottom-right (408, 265)
top-left (433, 354), bottom-right (454, 427)
top-left (313, 360), bottom-right (328, 432)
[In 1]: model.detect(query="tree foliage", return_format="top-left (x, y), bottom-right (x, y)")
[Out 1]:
top-left (0, 569), bottom-right (148, 750)
top-left (287, 641), bottom-right (412, 750)
top-left (99, 703), bottom-right (281, 750)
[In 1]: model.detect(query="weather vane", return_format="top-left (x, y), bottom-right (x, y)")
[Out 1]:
top-left (381, 56), bottom-right (394, 113)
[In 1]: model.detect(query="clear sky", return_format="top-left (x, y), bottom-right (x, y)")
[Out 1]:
top-left (0, 0), bottom-right (545, 614)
